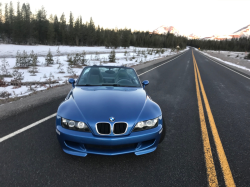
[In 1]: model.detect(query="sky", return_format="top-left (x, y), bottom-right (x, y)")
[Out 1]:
top-left (1, 0), bottom-right (250, 37)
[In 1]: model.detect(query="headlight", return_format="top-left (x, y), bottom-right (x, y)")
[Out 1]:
top-left (61, 117), bottom-right (90, 132)
top-left (133, 117), bottom-right (159, 132)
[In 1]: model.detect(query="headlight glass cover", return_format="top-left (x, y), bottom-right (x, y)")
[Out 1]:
top-left (133, 117), bottom-right (159, 132)
top-left (61, 117), bottom-right (90, 132)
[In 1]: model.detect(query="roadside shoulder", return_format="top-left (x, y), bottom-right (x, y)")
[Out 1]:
top-left (0, 85), bottom-right (71, 119)
top-left (198, 51), bottom-right (250, 77)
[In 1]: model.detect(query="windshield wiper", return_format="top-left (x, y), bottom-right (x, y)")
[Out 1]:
top-left (118, 85), bottom-right (138, 87)
top-left (77, 84), bottom-right (101, 86)
top-left (101, 84), bottom-right (120, 86)
top-left (78, 84), bottom-right (138, 87)
top-left (102, 84), bottom-right (138, 87)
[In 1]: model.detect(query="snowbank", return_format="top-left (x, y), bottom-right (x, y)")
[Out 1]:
top-left (199, 50), bottom-right (250, 72)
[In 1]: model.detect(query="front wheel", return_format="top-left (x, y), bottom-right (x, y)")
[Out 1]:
top-left (159, 118), bottom-right (166, 144)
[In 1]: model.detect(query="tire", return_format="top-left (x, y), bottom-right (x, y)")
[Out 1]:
top-left (159, 118), bottom-right (166, 144)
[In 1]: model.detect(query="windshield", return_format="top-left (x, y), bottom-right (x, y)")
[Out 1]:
top-left (77, 66), bottom-right (141, 87)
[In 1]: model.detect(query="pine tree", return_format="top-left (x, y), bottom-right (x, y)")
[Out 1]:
top-left (0, 3), bottom-right (2, 35)
top-left (56, 46), bottom-right (60, 54)
top-left (11, 68), bottom-right (24, 86)
top-left (74, 17), bottom-right (80, 46)
top-left (109, 50), bottom-right (116, 62)
top-left (4, 3), bottom-right (10, 40)
top-left (35, 6), bottom-right (49, 44)
top-left (87, 17), bottom-right (95, 45)
top-left (95, 25), bottom-right (101, 46)
top-left (45, 49), bottom-right (54, 66)
top-left (13, 2), bottom-right (22, 43)
top-left (53, 15), bottom-right (59, 44)
top-left (0, 58), bottom-right (10, 76)
top-left (69, 12), bottom-right (74, 45)
top-left (47, 14), bottom-right (55, 45)
top-left (16, 50), bottom-right (31, 67)
top-left (59, 13), bottom-right (67, 45)
top-left (30, 50), bottom-right (38, 66)
top-left (57, 62), bottom-right (64, 73)
top-left (21, 3), bottom-right (32, 44)
top-left (121, 29), bottom-right (131, 48)
top-left (111, 29), bottom-right (120, 49)
top-left (8, 1), bottom-right (14, 39)
top-left (80, 51), bottom-right (87, 65)
top-left (79, 16), bottom-right (85, 45)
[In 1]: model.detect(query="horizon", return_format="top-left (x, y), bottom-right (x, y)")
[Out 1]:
top-left (0, 0), bottom-right (250, 37)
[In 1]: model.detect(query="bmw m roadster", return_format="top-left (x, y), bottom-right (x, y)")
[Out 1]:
top-left (56, 66), bottom-right (166, 157)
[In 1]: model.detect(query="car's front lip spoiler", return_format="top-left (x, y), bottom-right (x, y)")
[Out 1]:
top-left (56, 125), bottom-right (162, 156)
top-left (57, 125), bottom-right (161, 145)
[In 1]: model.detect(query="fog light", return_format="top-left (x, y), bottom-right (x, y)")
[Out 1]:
top-left (68, 120), bottom-right (75, 127)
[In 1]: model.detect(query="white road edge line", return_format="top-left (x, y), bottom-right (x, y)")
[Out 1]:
top-left (198, 51), bottom-right (250, 80)
top-left (0, 51), bottom-right (188, 143)
top-left (138, 51), bottom-right (187, 76)
top-left (0, 113), bottom-right (57, 143)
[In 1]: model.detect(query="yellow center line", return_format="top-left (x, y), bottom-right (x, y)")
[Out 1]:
top-left (192, 51), bottom-right (219, 187)
top-left (193, 51), bottom-right (236, 187)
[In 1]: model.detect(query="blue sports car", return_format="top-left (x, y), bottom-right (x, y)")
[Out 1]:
top-left (56, 66), bottom-right (166, 157)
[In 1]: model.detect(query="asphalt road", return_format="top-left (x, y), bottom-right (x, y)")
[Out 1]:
top-left (0, 48), bottom-right (250, 186)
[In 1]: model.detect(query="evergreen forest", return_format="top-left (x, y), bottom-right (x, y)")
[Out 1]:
top-left (0, 2), bottom-right (187, 49)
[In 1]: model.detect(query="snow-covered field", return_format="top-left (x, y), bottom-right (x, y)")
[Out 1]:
top-left (0, 44), bottom-right (157, 58)
top-left (0, 45), bottom-right (188, 99)
top-left (204, 50), bottom-right (249, 60)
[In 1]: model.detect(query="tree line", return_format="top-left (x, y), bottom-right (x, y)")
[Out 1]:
top-left (0, 2), bottom-right (187, 49)
top-left (188, 37), bottom-right (250, 52)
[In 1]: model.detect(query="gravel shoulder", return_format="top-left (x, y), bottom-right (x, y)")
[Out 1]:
top-left (0, 51), bottom-right (185, 120)
top-left (201, 50), bottom-right (250, 76)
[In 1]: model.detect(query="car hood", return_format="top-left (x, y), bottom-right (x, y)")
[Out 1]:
top-left (58, 86), bottom-right (161, 135)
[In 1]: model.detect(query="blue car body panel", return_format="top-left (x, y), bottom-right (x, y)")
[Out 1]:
top-left (56, 85), bottom-right (163, 157)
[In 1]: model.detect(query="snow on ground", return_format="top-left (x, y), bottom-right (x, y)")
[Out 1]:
top-left (199, 50), bottom-right (250, 72)
top-left (205, 50), bottom-right (248, 60)
top-left (0, 44), bottom-right (159, 58)
top-left (0, 45), bottom-right (188, 99)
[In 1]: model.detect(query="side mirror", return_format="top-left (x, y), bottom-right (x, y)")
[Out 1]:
top-left (142, 80), bottom-right (149, 89)
top-left (68, 78), bottom-right (75, 88)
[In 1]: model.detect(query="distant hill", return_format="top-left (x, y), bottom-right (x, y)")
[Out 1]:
top-left (152, 25), bottom-right (200, 39)
top-left (152, 25), bottom-right (180, 35)
top-left (202, 24), bottom-right (250, 40)
top-left (232, 24), bottom-right (250, 37)
top-left (152, 24), bottom-right (250, 40)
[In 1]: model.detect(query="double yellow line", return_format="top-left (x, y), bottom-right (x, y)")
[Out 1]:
top-left (192, 50), bottom-right (235, 187)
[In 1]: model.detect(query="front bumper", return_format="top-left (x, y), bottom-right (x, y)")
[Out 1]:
top-left (56, 124), bottom-right (163, 157)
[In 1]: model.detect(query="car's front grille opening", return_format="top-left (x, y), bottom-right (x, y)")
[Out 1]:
top-left (84, 143), bottom-right (138, 151)
top-left (96, 123), bottom-right (111, 135)
top-left (113, 123), bottom-right (127, 134)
